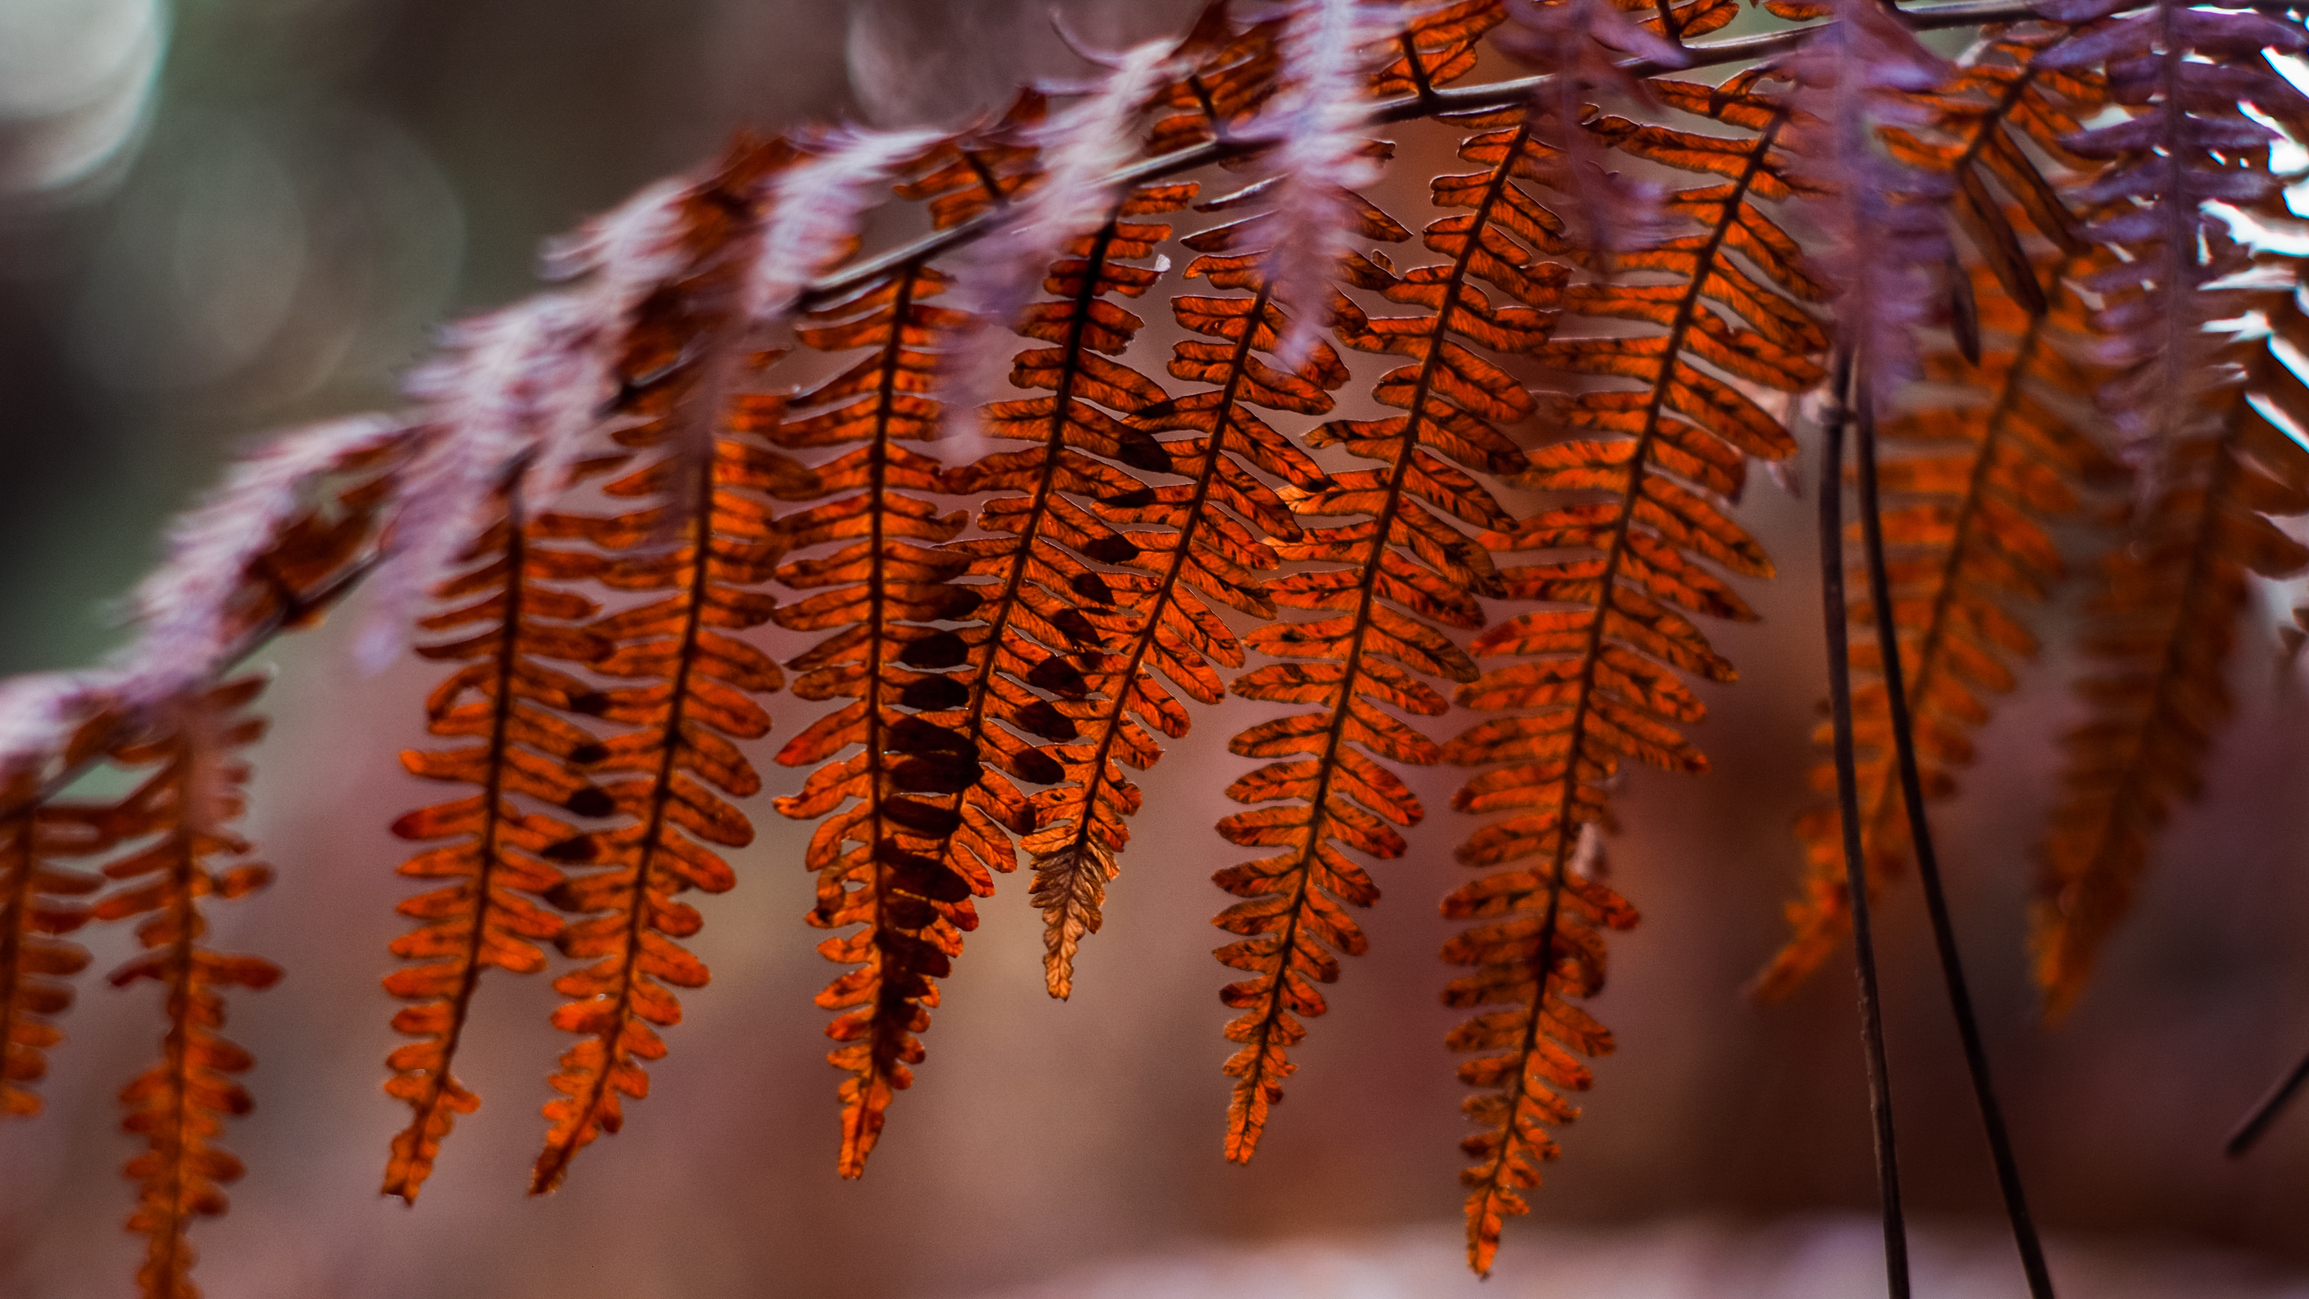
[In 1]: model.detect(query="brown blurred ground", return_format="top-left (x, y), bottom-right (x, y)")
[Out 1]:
top-left (3, 2), bottom-right (2309, 1296)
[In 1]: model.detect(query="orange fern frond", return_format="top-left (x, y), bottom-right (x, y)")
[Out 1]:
top-left (0, 679), bottom-right (119, 1120)
top-left (769, 261), bottom-right (981, 1177)
top-left (1022, 204), bottom-right (1341, 998)
top-left (1757, 252), bottom-right (2118, 1000)
top-left (0, 794), bottom-right (102, 1119)
top-left (935, 184), bottom-right (1189, 1003)
top-left (523, 366), bottom-right (808, 1194)
top-left (2033, 283), bottom-right (2309, 1017)
top-left (1443, 76), bottom-right (1814, 1272)
top-left (381, 470), bottom-right (616, 1202)
top-left (1210, 108), bottom-right (1548, 1162)
top-left (93, 678), bottom-right (280, 1299)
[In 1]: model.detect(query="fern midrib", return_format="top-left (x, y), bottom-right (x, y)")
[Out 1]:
top-left (1472, 112), bottom-right (1780, 1208)
top-left (2059, 380), bottom-right (2251, 904)
top-left (1234, 126), bottom-right (1528, 1152)
top-left (152, 739), bottom-right (203, 1292)
top-left (396, 471), bottom-right (531, 1193)
top-left (954, 218), bottom-right (1125, 754)
top-left (1050, 283), bottom-right (1269, 871)
top-left (850, 264), bottom-right (917, 1159)
top-left (534, 439), bottom-right (719, 1193)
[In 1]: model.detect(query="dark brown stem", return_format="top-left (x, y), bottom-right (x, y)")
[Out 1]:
top-left (1820, 351), bottom-right (1911, 1299)
top-left (1853, 385), bottom-right (2055, 1298)
top-left (2227, 1040), bottom-right (2309, 1157)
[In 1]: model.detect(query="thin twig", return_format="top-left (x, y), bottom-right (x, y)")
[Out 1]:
top-left (2227, 1040), bottom-right (2309, 1156)
top-left (1820, 352), bottom-right (1912, 1299)
top-left (1853, 388), bottom-right (2056, 1298)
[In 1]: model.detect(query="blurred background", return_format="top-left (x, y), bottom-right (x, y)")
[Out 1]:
top-left (4, 1), bottom-right (2309, 1295)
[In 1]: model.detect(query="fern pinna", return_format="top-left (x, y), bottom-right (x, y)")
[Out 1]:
top-left (381, 469), bottom-right (608, 1200)
top-left (18, 1), bottom-right (2309, 1294)
top-left (770, 259), bottom-right (985, 1178)
top-left (1437, 72), bottom-right (1817, 1269)
top-left (96, 678), bottom-right (279, 1299)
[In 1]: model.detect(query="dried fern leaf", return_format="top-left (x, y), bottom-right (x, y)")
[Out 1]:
top-left (381, 470), bottom-right (617, 1202)
top-left (944, 184), bottom-right (1185, 1000)
top-left (1212, 107), bottom-right (1538, 1164)
top-left (123, 417), bottom-right (411, 703)
top-left (1757, 252), bottom-right (2118, 1000)
top-left (1024, 199), bottom-right (1340, 998)
top-left (523, 359), bottom-right (806, 1193)
top-left (2033, 284), bottom-right (2309, 1017)
top-left (1446, 79), bottom-right (1811, 1273)
top-left (769, 262), bottom-right (982, 1177)
top-left (94, 678), bottom-right (280, 1299)
top-left (0, 786), bottom-right (105, 1119)
top-left (2039, 0), bottom-right (2309, 469)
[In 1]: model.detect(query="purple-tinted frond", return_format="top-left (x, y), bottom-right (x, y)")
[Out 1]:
top-left (2050, 0), bottom-right (2309, 488)
top-left (0, 673), bottom-right (108, 778)
top-left (1783, 0), bottom-right (1957, 406)
top-left (1501, 0), bottom-right (1684, 259)
top-left (358, 299), bottom-right (587, 670)
top-left (752, 127), bottom-right (949, 323)
top-left (956, 40), bottom-right (1182, 330)
top-left (126, 415), bottom-right (412, 696)
top-left (1243, 0), bottom-right (1393, 365)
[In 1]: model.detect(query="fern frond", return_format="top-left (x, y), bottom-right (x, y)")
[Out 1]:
top-left (1212, 100), bottom-right (1550, 1163)
top-left (2033, 282), bottom-right (2309, 1017)
top-left (1757, 253), bottom-right (2118, 999)
top-left (93, 678), bottom-right (279, 1299)
top-left (955, 42), bottom-right (1189, 336)
top-left (1148, 12), bottom-right (1285, 154)
top-left (895, 93), bottom-right (1050, 232)
top-left (1444, 75), bottom-right (1813, 1272)
top-left (524, 352), bottom-right (810, 1195)
top-left (122, 416), bottom-right (411, 702)
top-left (380, 469), bottom-right (616, 1201)
top-left (1782, 0), bottom-right (1956, 398)
top-left (1494, 0), bottom-right (1684, 259)
top-left (2039, 0), bottom-right (2308, 473)
top-left (1621, 0), bottom-right (1741, 41)
top-left (754, 129), bottom-right (951, 325)
top-left (769, 261), bottom-right (980, 1177)
top-left (1022, 203), bottom-right (1340, 998)
top-left (0, 681), bottom-right (118, 1119)
top-left (1241, 0), bottom-right (1398, 364)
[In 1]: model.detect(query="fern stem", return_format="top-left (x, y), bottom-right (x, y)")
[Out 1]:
top-left (2227, 1039), bottom-right (2309, 1157)
top-left (1853, 387), bottom-right (2055, 1298)
top-left (803, 0), bottom-right (2060, 309)
top-left (3, 552), bottom-right (379, 823)
top-left (1820, 354), bottom-right (1911, 1299)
